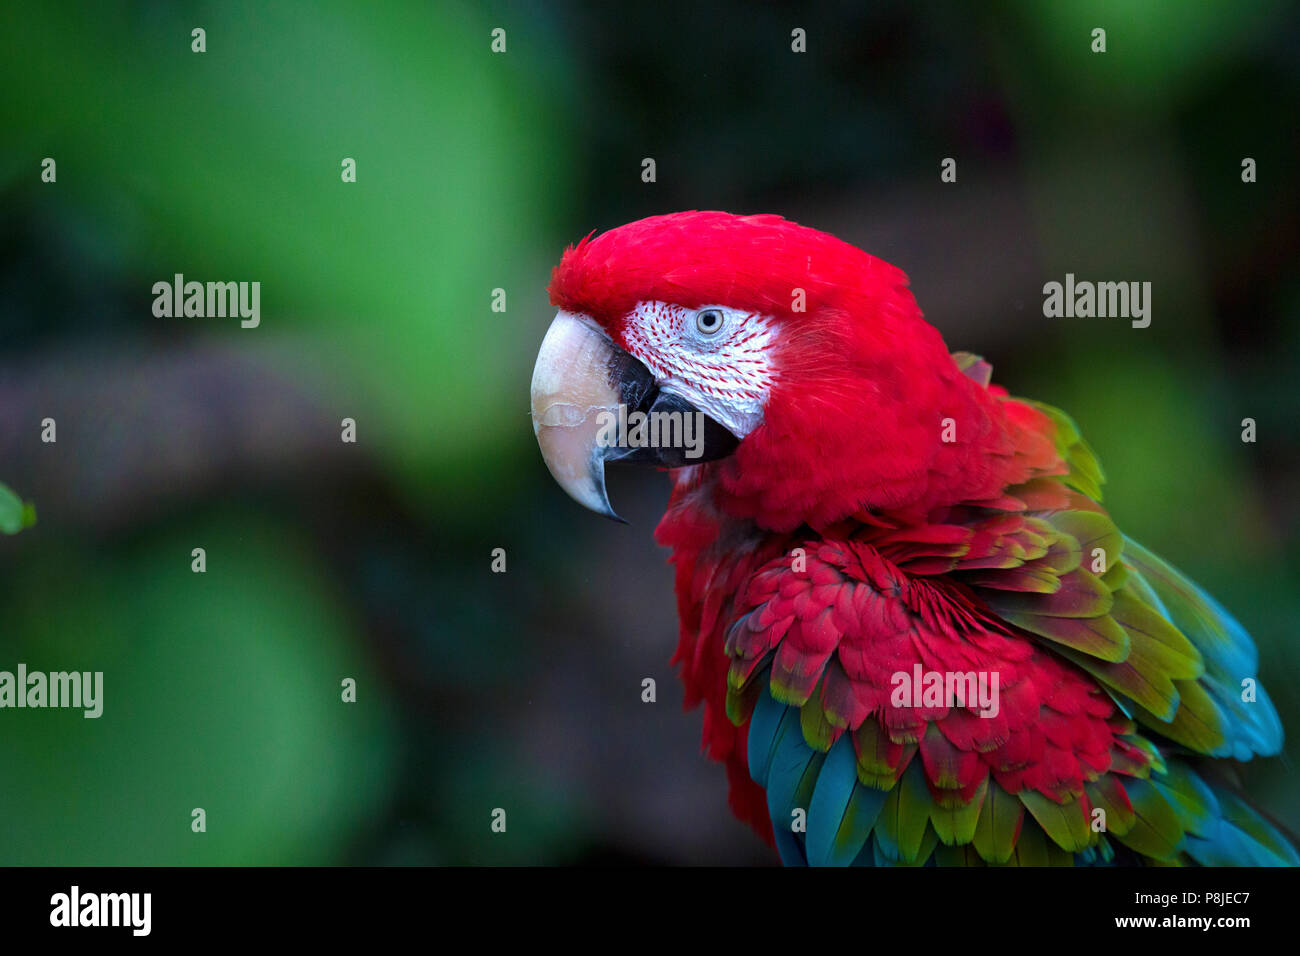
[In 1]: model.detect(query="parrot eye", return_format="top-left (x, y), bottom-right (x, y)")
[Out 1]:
top-left (695, 309), bottom-right (725, 335)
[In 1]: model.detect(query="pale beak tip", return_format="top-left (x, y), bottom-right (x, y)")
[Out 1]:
top-left (575, 462), bottom-right (627, 524)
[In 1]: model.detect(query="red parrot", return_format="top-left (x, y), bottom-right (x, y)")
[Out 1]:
top-left (529, 211), bottom-right (1296, 866)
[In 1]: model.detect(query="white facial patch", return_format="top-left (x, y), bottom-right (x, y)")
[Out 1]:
top-left (619, 301), bottom-right (779, 438)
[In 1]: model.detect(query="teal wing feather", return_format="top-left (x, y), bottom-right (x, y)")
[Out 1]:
top-left (1122, 537), bottom-right (1282, 760)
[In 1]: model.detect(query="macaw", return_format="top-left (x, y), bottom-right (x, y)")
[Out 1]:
top-left (529, 210), bottom-right (1297, 866)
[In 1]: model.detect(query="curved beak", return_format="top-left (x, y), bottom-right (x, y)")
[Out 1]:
top-left (529, 311), bottom-right (738, 521)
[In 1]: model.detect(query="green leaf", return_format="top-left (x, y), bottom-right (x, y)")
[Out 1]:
top-left (0, 483), bottom-right (36, 535)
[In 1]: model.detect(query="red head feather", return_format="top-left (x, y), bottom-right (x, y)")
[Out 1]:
top-left (549, 211), bottom-right (1060, 530)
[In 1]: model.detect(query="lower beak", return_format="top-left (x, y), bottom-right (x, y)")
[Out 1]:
top-left (530, 311), bottom-right (738, 521)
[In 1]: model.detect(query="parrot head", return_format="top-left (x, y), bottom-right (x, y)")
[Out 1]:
top-left (531, 210), bottom-right (1026, 531)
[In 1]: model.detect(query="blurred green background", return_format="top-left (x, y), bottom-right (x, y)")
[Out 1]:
top-left (0, 0), bottom-right (1297, 864)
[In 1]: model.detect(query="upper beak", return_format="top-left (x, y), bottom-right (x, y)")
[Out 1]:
top-left (529, 311), bottom-right (738, 521)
